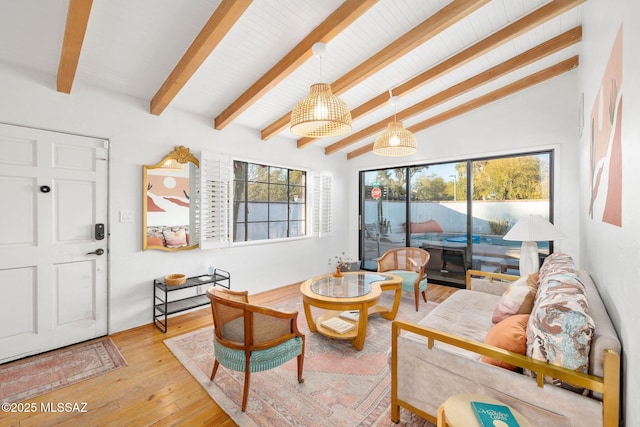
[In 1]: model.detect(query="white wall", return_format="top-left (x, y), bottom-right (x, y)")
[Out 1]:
top-left (347, 70), bottom-right (581, 264)
top-left (0, 61), bottom-right (351, 333)
top-left (579, 1), bottom-right (640, 425)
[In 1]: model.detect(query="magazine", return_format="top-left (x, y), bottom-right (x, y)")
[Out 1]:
top-left (470, 401), bottom-right (520, 427)
top-left (321, 317), bottom-right (356, 334)
top-left (339, 310), bottom-right (360, 321)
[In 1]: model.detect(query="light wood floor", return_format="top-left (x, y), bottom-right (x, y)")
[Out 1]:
top-left (4, 282), bottom-right (457, 427)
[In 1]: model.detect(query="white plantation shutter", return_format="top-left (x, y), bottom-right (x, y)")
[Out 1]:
top-left (200, 151), bottom-right (231, 249)
top-left (311, 171), bottom-right (332, 237)
top-left (189, 162), bottom-right (200, 244)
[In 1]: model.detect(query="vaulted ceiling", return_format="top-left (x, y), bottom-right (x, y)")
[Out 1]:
top-left (0, 0), bottom-right (585, 159)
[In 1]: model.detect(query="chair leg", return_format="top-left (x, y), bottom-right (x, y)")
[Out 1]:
top-left (210, 360), bottom-right (219, 381)
top-left (241, 370), bottom-right (251, 412)
top-left (297, 350), bottom-right (305, 384)
top-left (422, 290), bottom-right (427, 303)
top-left (414, 287), bottom-right (420, 311)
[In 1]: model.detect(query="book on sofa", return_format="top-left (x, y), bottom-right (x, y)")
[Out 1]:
top-left (470, 401), bottom-right (520, 427)
top-left (321, 317), bottom-right (355, 334)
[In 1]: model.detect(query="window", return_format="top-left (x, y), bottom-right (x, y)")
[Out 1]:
top-left (233, 161), bottom-right (307, 242)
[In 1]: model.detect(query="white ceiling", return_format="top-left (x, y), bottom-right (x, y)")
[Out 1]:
top-left (0, 0), bottom-right (584, 158)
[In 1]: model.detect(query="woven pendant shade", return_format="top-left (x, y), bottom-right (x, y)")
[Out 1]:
top-left (290, 83), bottom-right (352, 137)
top-left (373, 121), bottom-right (417, 156)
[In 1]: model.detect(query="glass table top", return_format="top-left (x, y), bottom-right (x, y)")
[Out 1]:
top-left (310, 273), bottom-right (391, 298)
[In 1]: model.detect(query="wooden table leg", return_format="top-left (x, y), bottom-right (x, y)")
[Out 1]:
top-left (351, 304), bottom-right (368, 351)
top-left (302, 299), bottom-right (317, 332)
top-left (378, 283), bottom-right (402, 320)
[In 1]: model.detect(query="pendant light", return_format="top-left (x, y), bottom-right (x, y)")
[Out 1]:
top-left (373, 93), bottom-right (417, 157)
top-left (290, 42), bottom-right (352, 138)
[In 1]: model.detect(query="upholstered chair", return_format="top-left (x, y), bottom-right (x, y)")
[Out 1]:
top-left (207, 288), bottom-right (305, 411)
top-left (377, 247), bottom-right (430, 311)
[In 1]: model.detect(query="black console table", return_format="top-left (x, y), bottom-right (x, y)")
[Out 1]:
top-left (153, 269), bottom-right (230, 333)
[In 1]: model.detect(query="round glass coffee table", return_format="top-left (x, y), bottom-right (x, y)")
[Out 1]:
top-left (300, 272), bottom-right (402, 350)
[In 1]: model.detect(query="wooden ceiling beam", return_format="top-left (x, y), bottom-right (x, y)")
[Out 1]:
top-left (150, 0), bottom-right (252, 116)
top-left (261, 0), bottom-right (488, 141)
top-left (214, 0), bottom-right (377, 131)
top-left (326, 0), bottom-right (586, 154)
top-left (57, 0), bottom-right (93, 94)
top-left (347, 56), bottom-right (579, 159)
top-left (325, 26), bottom-right (582, 155)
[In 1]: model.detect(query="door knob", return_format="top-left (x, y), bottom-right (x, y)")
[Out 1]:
top-left (87, 248), bottom-right (105, 256)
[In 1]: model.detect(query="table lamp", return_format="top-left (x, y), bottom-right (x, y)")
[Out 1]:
top-left (503, 215), bottom-right (566, 276)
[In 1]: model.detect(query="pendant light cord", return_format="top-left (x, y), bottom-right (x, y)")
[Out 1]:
top-left (312, 42), bottom-right (326, 84)
top-left (389, 89), bottom-right (398, 122)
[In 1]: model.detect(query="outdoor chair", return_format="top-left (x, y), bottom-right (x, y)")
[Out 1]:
top-left (364, 222), bottom-right (381, 256)
top-left (207, 288), bottom-right (305, 411)
top-left (377, 247), bottom-right (430, 311)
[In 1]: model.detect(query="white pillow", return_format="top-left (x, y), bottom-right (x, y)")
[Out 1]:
top-left (491, 274), bottom-right (538, 323)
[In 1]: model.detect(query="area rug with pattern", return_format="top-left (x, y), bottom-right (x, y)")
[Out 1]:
top-left (0, 337), bottom-right (127, 404)
top-left (165, 292), bottom-right (437, 426)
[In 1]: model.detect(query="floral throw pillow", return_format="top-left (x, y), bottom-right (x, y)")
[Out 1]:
top-left (526, 254), bottom-right (594, 389)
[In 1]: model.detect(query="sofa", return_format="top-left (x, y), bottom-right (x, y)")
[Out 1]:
top-left (146, 225), bottom-right (190, 248)
top-left (390, 253), bottom-right (621, 426)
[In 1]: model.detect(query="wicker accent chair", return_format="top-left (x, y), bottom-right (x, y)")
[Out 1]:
top-left (377, 247), bottom-right (430, 311)
top-left (207, 288), bottom-right (305, 411)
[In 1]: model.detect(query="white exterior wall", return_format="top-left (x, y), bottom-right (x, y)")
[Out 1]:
top-left (365, 200), bottom-right (549, 234)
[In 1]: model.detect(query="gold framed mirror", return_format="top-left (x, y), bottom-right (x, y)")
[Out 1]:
top-left (143, 146), bottom-right (199, 251)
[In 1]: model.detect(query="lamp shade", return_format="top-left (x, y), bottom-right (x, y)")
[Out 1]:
top-left (290, 83), bottom-right (352, 137)
top-left (503, 215), bottom-right (566, 276)
top-left (372, 121), bottom-right (417, 156)
top-left (503, 215), bottom-right (566, 242)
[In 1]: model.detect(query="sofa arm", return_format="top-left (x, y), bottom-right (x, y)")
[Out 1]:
top-left (391, 320), bottom-right (620, 427)
top-left (465, 269), bottom-right (519, 295)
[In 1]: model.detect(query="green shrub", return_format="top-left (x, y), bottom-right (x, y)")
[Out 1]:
top-left (489, 218), bottom-right (510, 235)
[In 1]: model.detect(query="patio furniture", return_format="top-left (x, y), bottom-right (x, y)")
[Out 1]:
top-left (364, 222), bottom-right (381, 256)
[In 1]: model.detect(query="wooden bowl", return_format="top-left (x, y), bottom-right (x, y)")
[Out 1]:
top-left (165, 273), bottom-right (186, 286)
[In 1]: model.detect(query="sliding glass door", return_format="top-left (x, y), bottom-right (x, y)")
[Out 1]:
top-left (359, 151), bottom-right (553, 286)
top-left (470, 154), bottom-right (552, 275)
top-left (408, 162), bottom-right (469, 285)
top-left (360, 168), bottom-right (406, 270)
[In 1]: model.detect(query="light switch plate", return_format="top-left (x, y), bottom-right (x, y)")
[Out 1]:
top-left (120, 210), bottom-right (134, 222)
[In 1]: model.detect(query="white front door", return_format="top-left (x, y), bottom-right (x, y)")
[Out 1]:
top-left (0, 124), bottom-right (108, 363)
